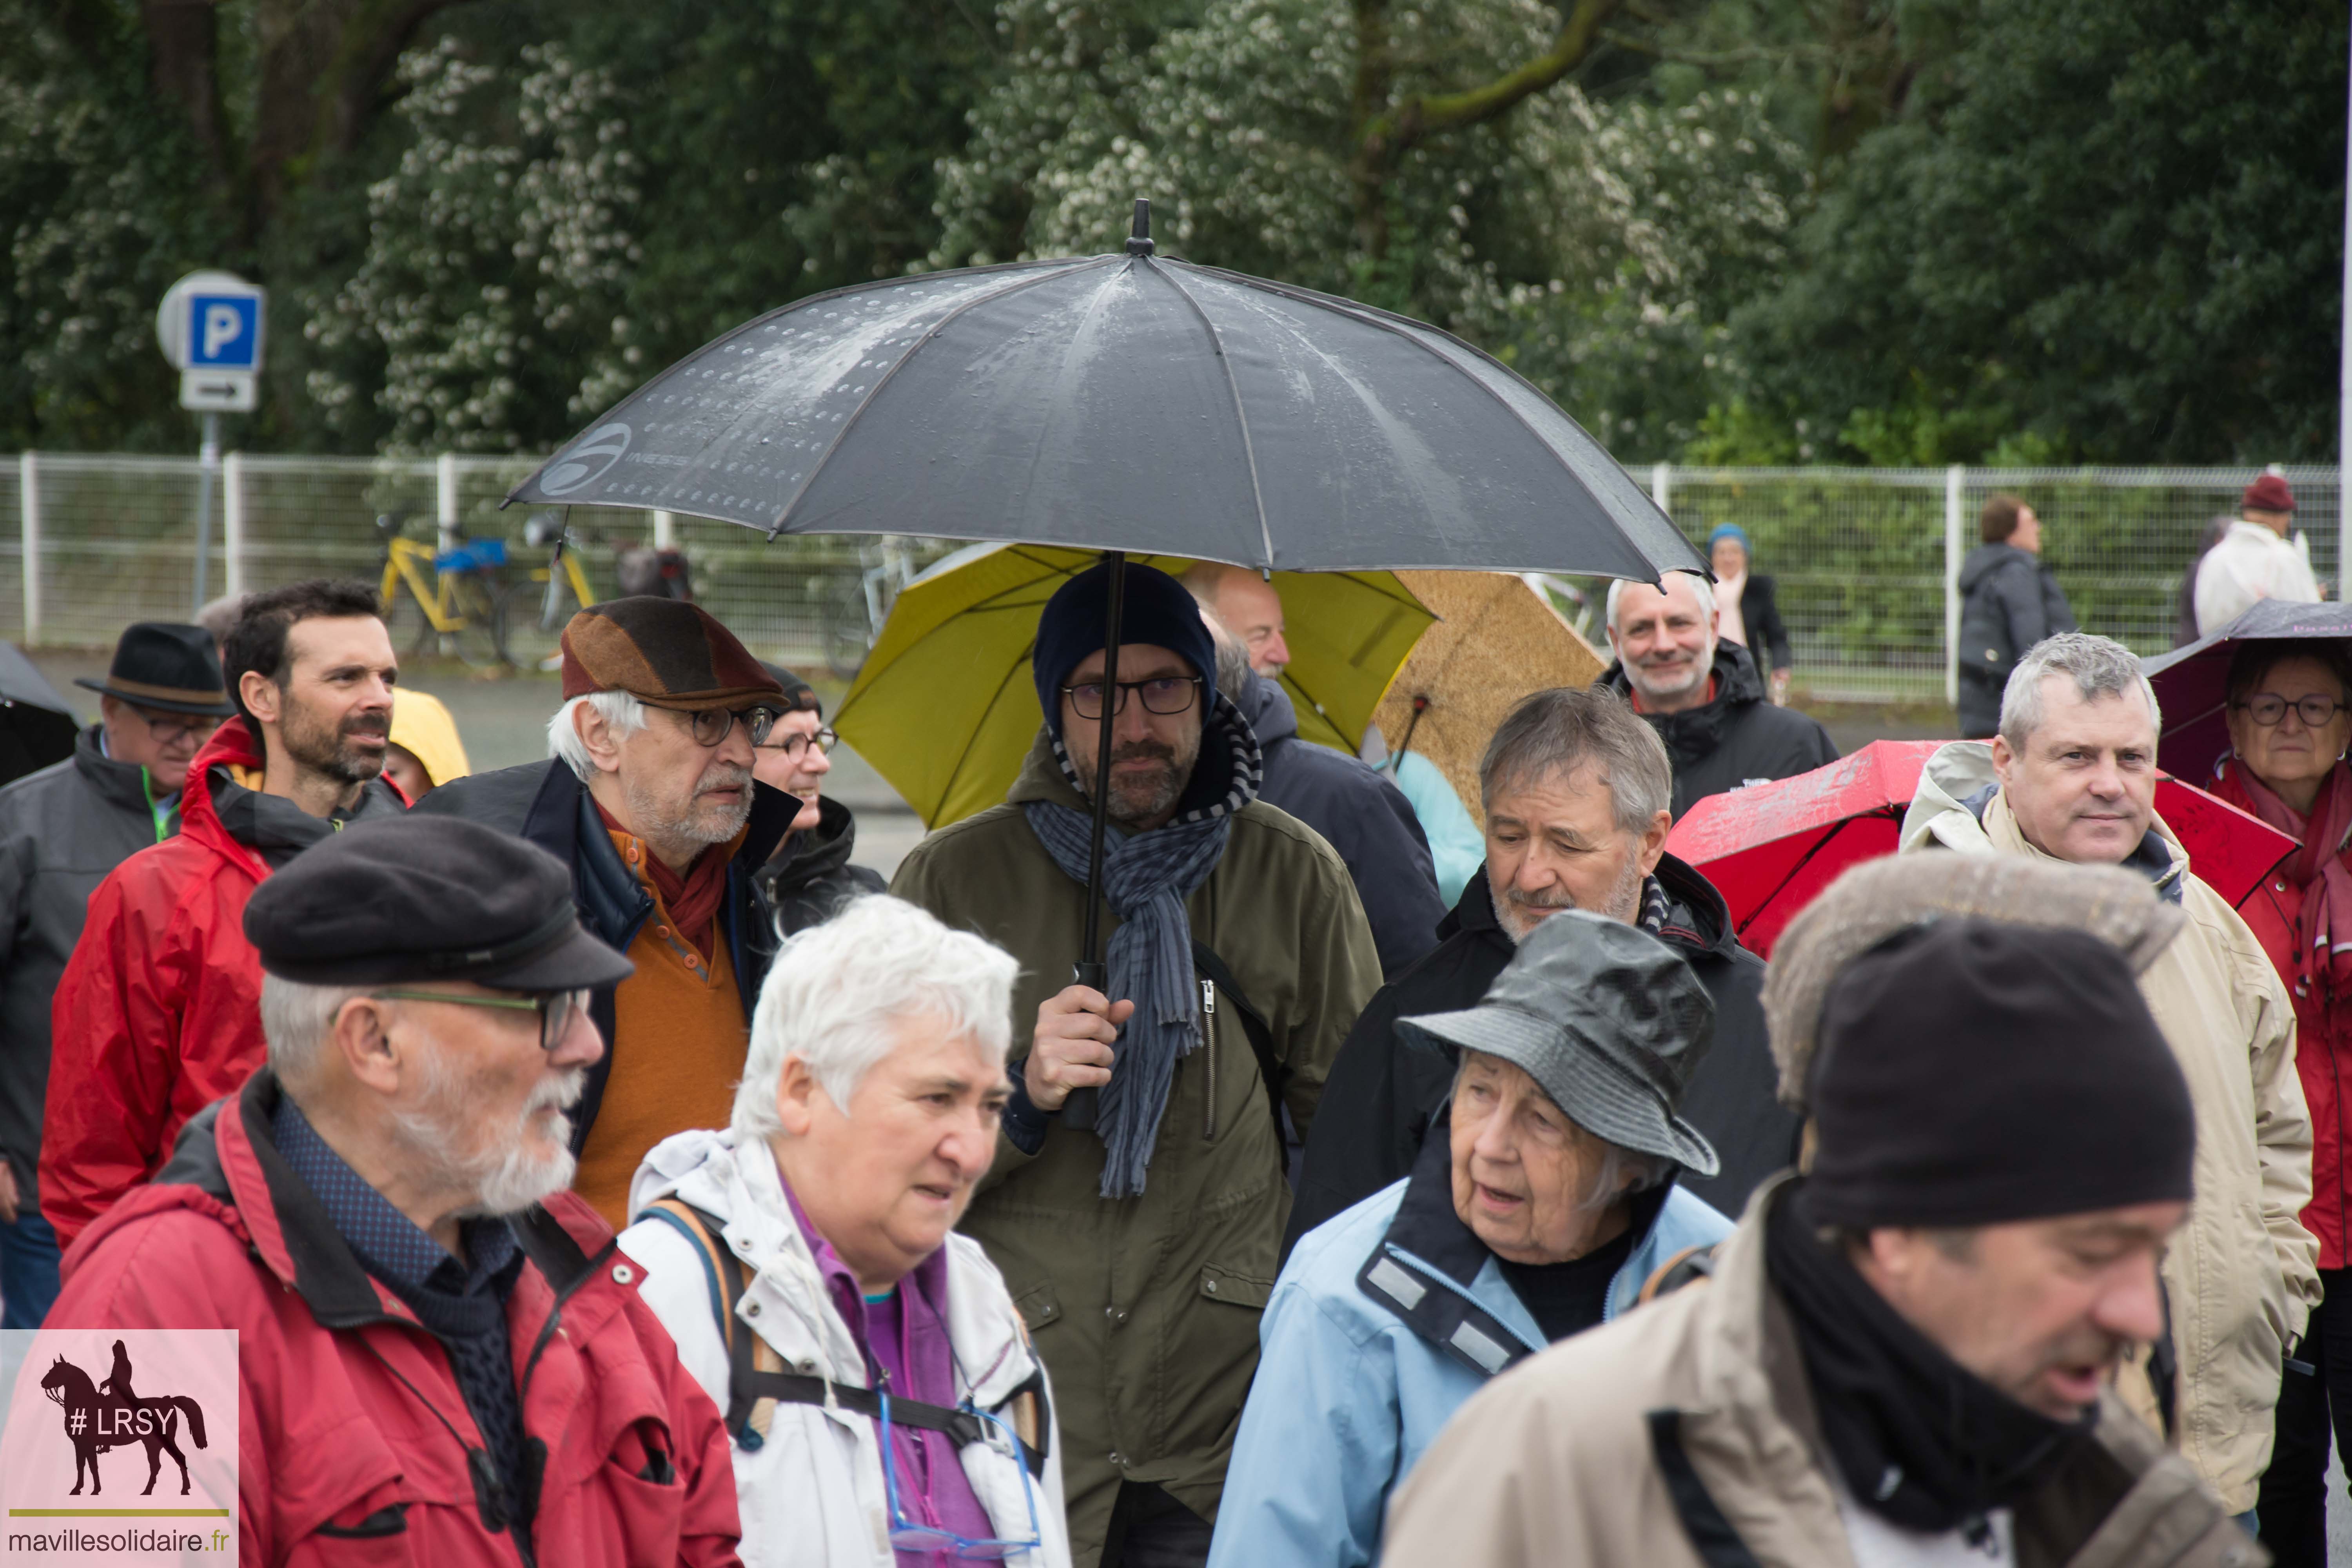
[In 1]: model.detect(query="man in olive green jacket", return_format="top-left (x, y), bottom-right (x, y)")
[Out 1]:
top-left (891, 561), bottom-right (1381, 1566)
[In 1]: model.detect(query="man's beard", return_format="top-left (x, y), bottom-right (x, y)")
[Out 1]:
top-left (281, 695), bottom-right (389, 784)
top-left (1074, 731), bottom-right (1201, 830)
top-left (1627, 632), bottom-right (1717, 706)
top-left (392, 1050), bottom-right (586, 1217)
top-left (1495, 852), bottom-right (1647, 944)
top-left (626, 759), bottom-right (754, 860)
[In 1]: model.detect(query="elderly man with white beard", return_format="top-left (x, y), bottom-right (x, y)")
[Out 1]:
top-left (42, 815), bottom-right (746, 1567)
top-left (418, 597), bottom-right (799, 1228)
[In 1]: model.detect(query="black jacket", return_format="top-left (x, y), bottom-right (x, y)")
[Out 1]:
top-left (415, 759), bottom-right (796, 1153)
top-left (751, 793), bottom-right (886, 939)
top-left (1955, 543), bottom-right (2079, 737)
top-left (0, 727), bottom-right (168, 1192)
top-left (1601, 641), bottom-right (1838, 820)
top-left (1281, 855), bottom-right (1800, 1263)
top-left (1726, 573), bottom-right (1791, 673)
top-left (1244, 673), bottom-right (1446, 978)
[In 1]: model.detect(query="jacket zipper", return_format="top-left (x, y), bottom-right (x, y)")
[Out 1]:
top-left (1202, 979), bottom-right (1218, 1141)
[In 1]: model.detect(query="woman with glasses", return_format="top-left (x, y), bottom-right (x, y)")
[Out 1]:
top-left (2212, 637), bottom-right (2352, 1563)
top-left (752, 663), bottom-right (885, 937)
top-left (620, 895), bottom-right (1072, 1568)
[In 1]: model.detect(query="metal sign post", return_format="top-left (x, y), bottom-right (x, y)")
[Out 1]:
top-left (156, 270), bottom-right (265, 615)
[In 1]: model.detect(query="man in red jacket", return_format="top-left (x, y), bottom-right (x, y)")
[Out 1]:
top-left (45, 814), bottom-right (742, 1566)
top-left (42, 579), bottom-right (405, 1246)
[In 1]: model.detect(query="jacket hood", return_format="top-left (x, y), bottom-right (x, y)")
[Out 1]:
top-left (180, 717), bottom-right (270, 879)
top-left (72, 724), bottom-right (160, 815)
top-left (388, 688), bottom-right (472, 788)
top-left (1239, 671), bottom-right (1300, 748)
top-left (1957, 543), bottom-right (2038, 595)
top-left (1442, 855), bottom-right (1738, 963)
top-left (1899, 740), bottom-right (2189, 898)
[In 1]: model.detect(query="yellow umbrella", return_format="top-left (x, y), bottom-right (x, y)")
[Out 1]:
top-left (836, 543), bottom-right (1434, 828)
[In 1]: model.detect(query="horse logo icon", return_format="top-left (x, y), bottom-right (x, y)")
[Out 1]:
top-left (38, 1339), bottom-right (209, 1496)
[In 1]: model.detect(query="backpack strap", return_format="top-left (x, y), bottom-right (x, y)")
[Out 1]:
top-left (1192, 940), bottom-right (1289, 1174)
top-left (1636, 1243), bottom-right (1720, 1306)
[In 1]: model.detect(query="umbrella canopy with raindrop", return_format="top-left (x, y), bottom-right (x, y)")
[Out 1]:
top-left (835, 543), bottom-right (1433, 828)
top-left (2142, 600), bottom-right (2352, 780)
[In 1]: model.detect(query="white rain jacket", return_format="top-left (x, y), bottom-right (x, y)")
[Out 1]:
top-left (619, 1129), bottom-right (1073, 1568)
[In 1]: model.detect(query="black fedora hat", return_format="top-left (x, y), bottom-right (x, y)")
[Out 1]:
top-left (74, 623), bottom-right (234, 716)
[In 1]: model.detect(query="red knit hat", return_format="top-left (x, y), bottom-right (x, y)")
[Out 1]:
top-left (2243, 473), bottom-right (2296, 514)
top-left (559, 597), bottom-right (782, 710)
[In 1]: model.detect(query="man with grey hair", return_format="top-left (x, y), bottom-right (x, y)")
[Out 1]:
top-left (417, 597), bottom-right (797, 1229)
top-left (1599, 570), bottom-right (1836, 818)
top-left (1901, 629), bottom-right (2320, 1521)
top-left (1287, 684), bottom-right (1801, 1257)
top-left (620, 895), bottom-right (1072, 1567)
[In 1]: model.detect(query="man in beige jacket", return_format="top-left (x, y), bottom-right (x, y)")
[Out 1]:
top-left (1894, 632), bottom-right (2317, 1516)
top-left (1385, 856), bottom-right (2264, 1568)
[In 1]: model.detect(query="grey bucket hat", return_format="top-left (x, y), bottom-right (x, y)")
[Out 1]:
top-left (1398, 909), bottom-right (1720, 1175)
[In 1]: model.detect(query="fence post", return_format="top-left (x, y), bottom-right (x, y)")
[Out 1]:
top-left (1944, 465), bottom-right (1964, 710)
top-left (223, 451), bottom-right (247, 599)
top-left (18, 451), bottom-right (38, 647)
top-left (653, 509), bottom-right (675, 548)
top-left (436, 452), bottom-right (459, 553)
top-left (1651, 462), bottom-right (1672, 519)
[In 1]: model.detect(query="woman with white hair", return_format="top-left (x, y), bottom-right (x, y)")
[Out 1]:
top-left (619, 895), bottom-right (1071, 1567)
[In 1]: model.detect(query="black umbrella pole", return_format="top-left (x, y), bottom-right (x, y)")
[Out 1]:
top-left (1063, 550), bottom-right (1126, 1132)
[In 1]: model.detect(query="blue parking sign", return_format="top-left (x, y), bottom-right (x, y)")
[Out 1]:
top-left (187, 295), bottom-right (259, 369)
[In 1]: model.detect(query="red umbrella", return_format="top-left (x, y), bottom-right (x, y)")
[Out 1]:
top-left (1666, 739), bottom-right (2299, 958)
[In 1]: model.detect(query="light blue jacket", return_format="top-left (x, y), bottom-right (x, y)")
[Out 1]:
top-left (1207, 1162), bottom-right (1731, 1568)
top-left (1388, 751), bottom-right (1484, 907)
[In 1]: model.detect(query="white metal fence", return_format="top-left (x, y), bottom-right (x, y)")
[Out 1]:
top-left (1, 452), bottom-right (2337, 704)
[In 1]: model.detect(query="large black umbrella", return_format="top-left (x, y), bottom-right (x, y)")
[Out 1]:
top-left (0, 644), bottom-right (82, 786)
top-left (2143, 599), bottom-right (2352, 778)
top-left (512, 203), bottom-right (1700, 1114)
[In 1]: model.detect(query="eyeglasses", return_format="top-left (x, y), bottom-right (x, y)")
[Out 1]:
top-left (755, 726), bottom-right (837, 761)
top-left (1060, 675), bottom-right (1202, 722)
top-left (878, 1394), bottom-right (1043, 1560)
top-left (368, 988), bottom-right (590, 1052)
top-left (2232, 693), bottom-right (2348, 728)
top-left (644, 702), bottom-right (781, 748)
top-left (133, 707), bottom-right (223, 748)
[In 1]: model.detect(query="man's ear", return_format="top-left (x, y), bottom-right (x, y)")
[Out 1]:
top-left (774, 1054), bottom-right (822, 1138)
top-left (331, 996), bottom-right (403, 1096)
top-left (573, 700), bottom-right (627, 777)
top-left (240, 670), bottom-right (283, 730)
top-left (1990, 732), bottom-right (2016, 788)
top-left (1634, 808), bottom-right (1673, 876)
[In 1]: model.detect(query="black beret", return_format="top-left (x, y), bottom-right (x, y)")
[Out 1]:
top-left (243, 815), bottom-right (634, 991)
top-left (1806, 918), bottom-right (2196, 1230)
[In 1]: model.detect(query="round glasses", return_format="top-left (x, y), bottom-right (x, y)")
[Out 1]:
top-left (756, 726), bottom-right (837, 761)
top-left (645, 702), bottom-right (781, 748)
top-left (2232, 693), bottom-right (2348, 728)
top-left (1060, 675), bottom-right (1202, 722)
top-left (369, 987), bottom-right (590, 1051)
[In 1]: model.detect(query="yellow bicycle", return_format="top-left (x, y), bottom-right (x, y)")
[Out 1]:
top-left (493, 512), bottom-right (599, 668)
top-left (376, 512), bottom-right (505, 667)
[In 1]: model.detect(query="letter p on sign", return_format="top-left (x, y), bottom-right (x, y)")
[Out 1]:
top-left (187, 294), bottom-right (258, 369)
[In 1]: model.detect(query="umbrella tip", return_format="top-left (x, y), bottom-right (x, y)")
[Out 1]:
top-left (1126, 198), bottom-right (1156, 258)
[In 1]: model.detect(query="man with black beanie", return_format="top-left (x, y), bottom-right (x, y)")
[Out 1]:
top-left (892, 558), bottom-right (1381, 1567)
top-left (1385, 855), bottom-right (2267, 1568)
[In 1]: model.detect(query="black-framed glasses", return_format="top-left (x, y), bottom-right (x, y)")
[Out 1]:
top-left (756, 726), bottom-right (837, 761)
top-left (2233, 693), bottom-right (2348, 728)
top-left (1060, 675), bottom-right (1202, 722)
top-left (369, 988), bottom-right (590, 1051)
top-left (644, 702), bottom-right (781, 748)
top-left (132, 706), bottom-right (223, 747)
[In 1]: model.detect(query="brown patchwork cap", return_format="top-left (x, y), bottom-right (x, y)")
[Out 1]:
top-left (559, 597), bottom-right (784, 711)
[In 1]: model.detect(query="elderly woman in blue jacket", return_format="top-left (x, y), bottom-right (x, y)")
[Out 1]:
top-left (1208, 910), bottom-right (1733, 1568)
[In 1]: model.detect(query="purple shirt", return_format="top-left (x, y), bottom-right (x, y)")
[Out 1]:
top-left (780, 1178), bottom-right (998, 1564)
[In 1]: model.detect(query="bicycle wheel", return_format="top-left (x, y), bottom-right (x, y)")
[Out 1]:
top-left (381, 577), bottom-right (438, 659)
top-left (494, 579), bottom-right (570, 670)
top-left (446, 576), bottom-right (505, 668)
top-left (822, 575), bottom-right (874, 679)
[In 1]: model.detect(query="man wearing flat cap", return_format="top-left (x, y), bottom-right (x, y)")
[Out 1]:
top-left (44, 814), bottom-right (742, 1566)
top-left (891, 559), bottom-right (1381, 1566)
top-left (1212, 911), bottom-right (1732, 1568)
top-left (1386, 857), bottom-right (2264, 1568)
top-left (0, 621), bottom-right (230, 1326)
top-left (2197, 471), bottom-right (2323, 637)
top-left (418, 597), bottom-right (797, 1227)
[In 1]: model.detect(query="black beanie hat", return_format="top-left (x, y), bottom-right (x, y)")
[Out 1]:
top-left (1031, 560), bottom-right (1218, 737)
top-left (759, 661), bottom-right (821, 717)
top-left (1806, 918), bottom-right (2195, 1230)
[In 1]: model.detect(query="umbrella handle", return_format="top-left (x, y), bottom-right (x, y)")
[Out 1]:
top-left (1064, 551), bottom-right (1128, 1134)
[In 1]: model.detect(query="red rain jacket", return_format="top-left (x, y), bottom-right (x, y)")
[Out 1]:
top-left (40, 719), bottom-right (277, 1246)
top-left (47, 1070), bottom-right (743, 1568)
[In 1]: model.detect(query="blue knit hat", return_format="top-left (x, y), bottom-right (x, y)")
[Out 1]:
top-left (1707, 523), bottom-right (1751, 553)
top-left (1032, 560), bottom-right (1218, 737)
